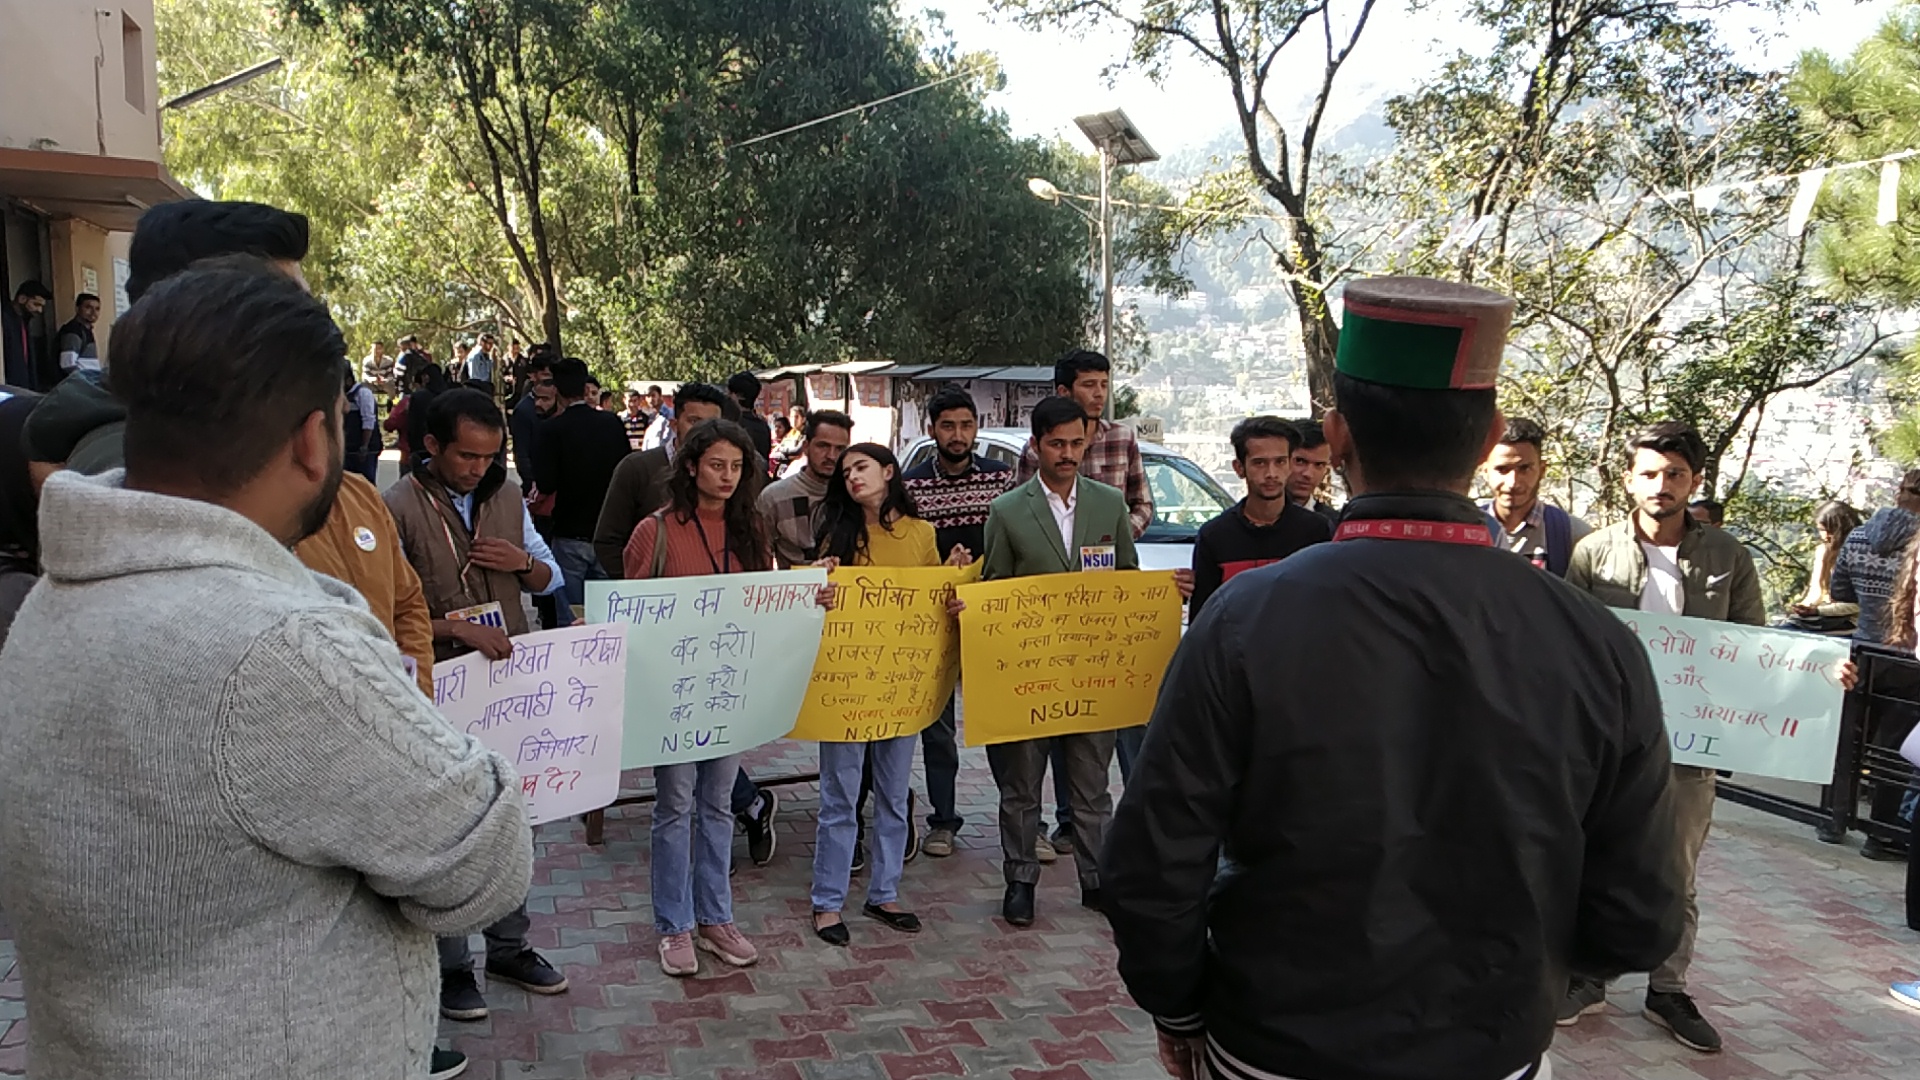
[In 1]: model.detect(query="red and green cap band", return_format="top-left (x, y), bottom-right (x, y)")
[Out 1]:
top-left (1335, 299), bottom-right (1488, 390)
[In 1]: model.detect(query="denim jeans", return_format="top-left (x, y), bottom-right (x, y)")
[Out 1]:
top-left (731, 768), bottom-right (761, 817)
top-left (650, 754), bottom-right (741, 935)
top-left (920, 697), bottom-right (963, 831)
top-left (438, 903), bottom-right (530, 972)
top-left (551, 537), bottom-right (605, 613)
top-left (813, 736), bottom-right (916, 912)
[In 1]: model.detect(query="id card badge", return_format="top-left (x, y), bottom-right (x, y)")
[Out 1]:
top-left (1079, 544), bottom-right (1117, 571)
top-left (446, 601), bottom-right (506, 629)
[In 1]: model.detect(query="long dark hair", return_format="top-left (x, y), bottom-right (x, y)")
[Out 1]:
top-left (814, 442), bottom-right (918, 564)
top-left (667, 419), bottom-right (770, 572)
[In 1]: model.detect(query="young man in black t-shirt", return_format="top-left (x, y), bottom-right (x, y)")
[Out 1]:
top-left (1190, 416), bottom-right (1332, 616)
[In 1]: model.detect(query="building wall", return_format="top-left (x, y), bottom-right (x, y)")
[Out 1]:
top-left (0, 1), bottom-right (162, 160)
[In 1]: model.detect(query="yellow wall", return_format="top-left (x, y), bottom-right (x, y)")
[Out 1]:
top-left (46, 220), bottom-right (119, 355)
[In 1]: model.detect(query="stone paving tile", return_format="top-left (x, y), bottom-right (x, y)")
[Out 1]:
top-left (3, 738), bottom-right (1920, 1078)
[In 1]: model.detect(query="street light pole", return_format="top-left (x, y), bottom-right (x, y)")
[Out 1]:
top-left (1071, 110), bottom-right (1158, 421)
top-left (1098, 141), bottom-right (1114, 404)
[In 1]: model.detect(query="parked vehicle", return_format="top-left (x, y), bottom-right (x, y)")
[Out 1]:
top-left (900, 427), bottom-right (1235, 572)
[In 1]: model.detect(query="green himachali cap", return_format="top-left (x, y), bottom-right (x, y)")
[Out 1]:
top-left (1335, 276), bottom-right (1515, 391)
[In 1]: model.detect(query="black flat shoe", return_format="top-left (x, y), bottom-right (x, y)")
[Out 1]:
top-left (813, 915), bottom-right (850, 947)
top-left (862, 903), bottom-right (922, 933)
top-left (1003, 881), bottom-right (1035, 927)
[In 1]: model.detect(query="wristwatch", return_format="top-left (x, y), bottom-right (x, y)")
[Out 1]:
top-left (516, 552), bottom-right (535, 576)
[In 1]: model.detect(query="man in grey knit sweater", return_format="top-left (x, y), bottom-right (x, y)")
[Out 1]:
top-left (0, 261), bottom-right (533, 1079)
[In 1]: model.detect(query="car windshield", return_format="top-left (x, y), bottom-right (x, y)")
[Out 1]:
top-left (1144, 454), bottom-right (1233, 540)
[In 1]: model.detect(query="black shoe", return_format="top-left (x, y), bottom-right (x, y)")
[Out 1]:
top-left (1643, 990), bottom-right (1722, 1053)
top-left (1049, 824), bottom-right (1074, 854)
top-left (863, 902), bottom-right (922, 933)
top-left (813, 914), bottom-right (850, 947)
top-left (1080, 888), bottom-right (1102, 912)
top-left (1558, 977), bottom-right (1607, 1026)
top-left (1003, 882), bottom-right (1036, 927)
top-left (440, 970), bottom-right (488, 1021)
top-left (430, 1048), bottom-right (469, 1080)
top-left (1816, 822), bottom-right (1847, 844)
top-left (485, 948), bottom-right (569, 995)
top-left (851, 837), bottom-right (868, 874)
top-left (903, 791), bottom-right (922, 864)
top-left (1863, 836), bottom-right (1910, 862)
top-left (741, 789), bottom-right (778, 866)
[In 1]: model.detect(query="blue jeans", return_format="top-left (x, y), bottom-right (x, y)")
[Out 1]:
top-left (731, 768), bottom-right (761, 817)
top-left (921, 697), bottom-right (963, 831)
top-left (813, 737), bottom-right (916, 912)
top-left (551, 537), bottom-right (605, 614)
top-left (650, 754), bottom-right (741, 934)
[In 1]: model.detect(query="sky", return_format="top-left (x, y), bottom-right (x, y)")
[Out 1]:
top-left (904, 0), bottom-right (1906, 159)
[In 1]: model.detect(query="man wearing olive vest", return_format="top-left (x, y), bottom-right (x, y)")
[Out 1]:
top-left (384, 386), bottom-right (572, 1023)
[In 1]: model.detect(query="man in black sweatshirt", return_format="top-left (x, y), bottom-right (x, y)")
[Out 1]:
top-left (1188, 416), bottom-right (1331, 617)
top-left (535, 358), bottom-right (631, 614)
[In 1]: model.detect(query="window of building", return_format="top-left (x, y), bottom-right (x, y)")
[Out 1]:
top-left (122, 14), bottom-right (146, 113)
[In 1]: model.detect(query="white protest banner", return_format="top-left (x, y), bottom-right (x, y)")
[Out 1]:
top-left (433, 624), bottom-right (628, 825)
top-left (586, 570), bottom-right (828, 769)
top-left (1617, 609), bottom-right (1850, 783)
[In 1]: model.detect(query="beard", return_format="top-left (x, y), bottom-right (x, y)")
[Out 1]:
top-left (936, 441), bottom-right (972, 464)
top-left (295, 453), bottom-right (345, 545)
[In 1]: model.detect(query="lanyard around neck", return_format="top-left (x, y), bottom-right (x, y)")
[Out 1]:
top-left (690, 511), bottom-right (731, 575)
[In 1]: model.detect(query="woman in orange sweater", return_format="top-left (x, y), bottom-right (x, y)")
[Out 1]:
top-left (622, 420), bottom-right (773, 978)
top-left (807, 443), bottom-right (968, 945)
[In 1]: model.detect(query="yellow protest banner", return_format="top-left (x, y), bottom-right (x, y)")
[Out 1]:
top-left (956, 570), bottom-right (1182, 747)
top-left (787, 565), bottom-right (979, 742)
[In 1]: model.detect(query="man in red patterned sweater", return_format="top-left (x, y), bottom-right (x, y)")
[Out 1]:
top-left (901, 386), bottom-right (1012, 857)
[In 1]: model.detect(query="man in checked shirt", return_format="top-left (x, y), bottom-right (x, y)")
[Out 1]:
top-left (1015, 348), bottom-right (1154, 863)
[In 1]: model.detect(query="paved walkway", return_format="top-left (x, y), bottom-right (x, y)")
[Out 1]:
top-left (2, 738), bottom-right (1917, 1079)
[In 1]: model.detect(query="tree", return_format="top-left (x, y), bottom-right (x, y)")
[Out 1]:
top-left (287, 0), bottom-right (591, 351)
top-left (1793, 3), bottom-right (1920, 463)
top-left (1365, 0), bottom-right (1890, 524)
top-left (995, 0), bottom-right (1381, 411)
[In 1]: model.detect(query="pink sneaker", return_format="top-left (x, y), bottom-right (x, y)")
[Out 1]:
top-left (658, 932), bottom-right (698, 977)
top-left (696, 923), bottom-right (759, 967)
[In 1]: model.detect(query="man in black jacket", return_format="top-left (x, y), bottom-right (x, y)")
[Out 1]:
top-left (534, 358), bottom-right (630, 614)
top-left (1188, 415), bottom-right (1329, 617)
top-left (728, 370), bottom-right (774, 460)
top-left (1102, 275), bottom-right (1682, 1080)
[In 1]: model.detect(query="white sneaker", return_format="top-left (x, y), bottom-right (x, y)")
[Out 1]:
top-left (1035, 837), bottom-right (1058, 863)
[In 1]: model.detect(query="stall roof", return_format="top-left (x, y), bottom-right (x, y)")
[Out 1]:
top-left (822, 360), bottom-right (896, 375)
top-left (978, 366), bottom-right (1056, 383)
top-left (878, 364), bottom-right (939, 378)
top-left (911, 366), bottom-right (1007, 381)
top-left (753, 364), bottom-right (826, 379)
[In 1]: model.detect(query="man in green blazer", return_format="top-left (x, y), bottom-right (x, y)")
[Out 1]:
top-left (979, 396), bottom-right (1139, 926)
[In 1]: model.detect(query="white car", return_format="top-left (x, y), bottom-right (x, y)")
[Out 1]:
top-left (899, 427), bottom-right (1236, 572)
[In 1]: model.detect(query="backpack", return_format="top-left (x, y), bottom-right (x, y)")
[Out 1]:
top-left (1540, 504), bottom-right (1573, 578)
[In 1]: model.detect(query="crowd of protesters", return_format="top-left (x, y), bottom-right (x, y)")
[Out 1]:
top-left (0, 199), bottom-right (1912, 1080)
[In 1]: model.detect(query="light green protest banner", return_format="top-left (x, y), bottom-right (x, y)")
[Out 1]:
top-left (1616, 609), bottom-right (1850, 783)
top-left (586, 570), bottom-right (827, 769)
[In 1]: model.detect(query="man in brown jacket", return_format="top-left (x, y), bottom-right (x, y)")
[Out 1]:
top-left (384, 386), bottom-right (570, 1024)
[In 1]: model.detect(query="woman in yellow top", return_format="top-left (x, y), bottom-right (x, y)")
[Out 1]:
top-left (807, 442), bottom-right (968, 945)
